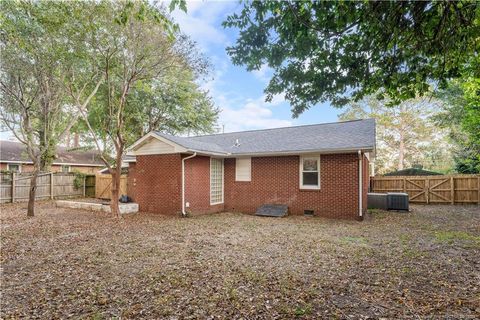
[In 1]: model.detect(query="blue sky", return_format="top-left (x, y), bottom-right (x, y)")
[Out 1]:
top-left (172, 1), bottom-right (341, 133)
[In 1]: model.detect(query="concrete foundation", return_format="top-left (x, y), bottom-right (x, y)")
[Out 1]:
top-left (56, 200), bottom-right (138, 214)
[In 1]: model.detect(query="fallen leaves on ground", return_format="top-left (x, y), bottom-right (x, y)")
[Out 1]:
top-left (1, 202), bottom-right (479, 319)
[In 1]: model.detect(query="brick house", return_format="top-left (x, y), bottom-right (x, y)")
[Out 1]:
top-left (0, 140), bottom-right (104, 174)
top-left (127, 119), bottom-right (375, 220)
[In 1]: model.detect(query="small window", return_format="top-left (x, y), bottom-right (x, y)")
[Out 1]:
top-left (210, 158), bottom-right (224, 205)
top-left (61, 165), bottom-right (71, 173)
top-left (300, 155), bottom-right (320, 189)
top-left (7, 163), bottom-right (20, 173)
top-left (235, 157), bottom-right (251, 181)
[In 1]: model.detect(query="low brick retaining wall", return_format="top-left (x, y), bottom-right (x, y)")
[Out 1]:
top-left (56, 200), bottom-right (138, 214)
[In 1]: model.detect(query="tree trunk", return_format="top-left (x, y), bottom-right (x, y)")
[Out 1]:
top-left (27, 168), bottom-right (39, 217)
top-left (66, 131), bottom-right (71, 148)
top-left (73, 133), bottom-right (79, 148)
top-left (110, 169), bottom-right (121, 217)
top-left (398, 132), bottom-right (405, 170)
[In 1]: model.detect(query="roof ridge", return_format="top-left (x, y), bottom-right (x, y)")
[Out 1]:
top-left (190, 118), bottom-right (374, 138)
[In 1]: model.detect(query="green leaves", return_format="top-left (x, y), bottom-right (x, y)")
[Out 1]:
top-left (224, 1), bottom-right (480, 116)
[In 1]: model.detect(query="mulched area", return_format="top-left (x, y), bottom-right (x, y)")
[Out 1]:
top-left (1, 202), bottom-right (479, 319)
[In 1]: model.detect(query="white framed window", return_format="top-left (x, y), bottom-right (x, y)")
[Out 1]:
top-left (61, 165), bottom-right (71, 173)
top-left (300, 155), bottom-right (320, 189)
top-left (210, 158), bottom-right (224, 205)
top-left (235, 157), bottom-right (251, 181)
top-left (7, 163), bottom-right (21, 173)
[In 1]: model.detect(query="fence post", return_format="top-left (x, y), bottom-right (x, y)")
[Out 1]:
top-left (478, 176), bottom-right (480, 205)
top-left (50, 172), bottom-right (54, 200)
top-left (450, 176), bottom-right (454, 204)
top-left (83, 175), bottom-right (86, 197)
top-left (425, 177), bottom-right (430, 204)
top-left (11, 172), bottom-right (15, 203)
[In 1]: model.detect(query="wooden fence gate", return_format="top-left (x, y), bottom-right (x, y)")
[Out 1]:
top-left (371, 175), bottom-right (480, 204)
top-left (95, 174), bottom-right (127, 200)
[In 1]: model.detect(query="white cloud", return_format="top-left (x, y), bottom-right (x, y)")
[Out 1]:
top-left (251, 64), bottom-right (272, 83)
top-left (217, 94), bottom-right (292, 133)
top-left (170, 1), bottom-right (236, 48)
top-left (169, 1), bottom-right (292, 133)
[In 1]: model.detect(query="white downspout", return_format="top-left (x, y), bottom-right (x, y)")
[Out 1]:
top-left (182, 152), bottom-right (197, 217)
top-left (358, 150), bottom-right (363, 218)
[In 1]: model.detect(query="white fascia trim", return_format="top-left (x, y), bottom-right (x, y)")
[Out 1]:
top-left (53, 162), bottom-right (104, 167)
top-left (228, 147), bottom-right (374, 158)
top-left (188, 149), bottom-right (229, 157)
top-left (1, 160), bottom-right (32, 164)
top-left (0, 160), bottom-right (103, 167)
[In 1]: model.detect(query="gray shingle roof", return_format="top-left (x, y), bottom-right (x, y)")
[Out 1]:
top-left (154, 119), bottom-right (375, 155)
top-left (0, 140), bottom-right (104, 166)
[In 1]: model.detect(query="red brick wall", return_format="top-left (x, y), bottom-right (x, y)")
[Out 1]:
top-left (224, 154), bottom-right (362, 220)
top-left (129, 152), bottom-right (365, 220)
top-left (128, 154), bottom-right (182, 214)
top-left (184, 156), bottom-right (224, 214)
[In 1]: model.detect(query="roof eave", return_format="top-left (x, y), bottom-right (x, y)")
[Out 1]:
top-left (225, 147), bottom-right (375, 158)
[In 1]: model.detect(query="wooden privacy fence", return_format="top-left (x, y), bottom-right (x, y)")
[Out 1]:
top-left (371, 175), bottom-right (480, 204)
top-left (0, 172), bottom-right (95, 203)
top-left (95, 174), bottom-right (127, 200)
top-left (85, 175), bottom-right (96, 197)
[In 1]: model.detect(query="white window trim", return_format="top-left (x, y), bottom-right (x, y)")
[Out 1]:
top-left (299, 155), bottom-right (321, 190)
top-left (7, 163), bottom-right (21, 173)
top-left (210, 158), bottom-right (224, 205)
top-left (235, 157), bottom-right (251, 182)
top-left (61, 165), bottom-right (71, 173)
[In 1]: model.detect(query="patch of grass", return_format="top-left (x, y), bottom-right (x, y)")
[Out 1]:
top-left (403, 247), bottom-right (424, 259)
top-left (340, 236), bottom-right (368, 245)
top-left (434, 231), bottom-right (480, 245)
top-left (368, 209), bottom-right (388, 219)
top-left (294, 304), bottom-right (312, 316)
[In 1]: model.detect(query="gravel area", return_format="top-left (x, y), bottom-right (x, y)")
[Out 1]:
top-left (1, 201), bottom-right (479, 319)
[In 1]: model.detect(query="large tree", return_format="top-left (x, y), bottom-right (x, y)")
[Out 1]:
top-left (70, 1), bottom-right (217, 216)
top-left (223, 1), bottom-right (479, 116)
top-left (0, 0), bottom-right (100, 216)
top-left (339, 96), bottom-right (453, 175)
top-left (434, 78), bottom-right (480, 173)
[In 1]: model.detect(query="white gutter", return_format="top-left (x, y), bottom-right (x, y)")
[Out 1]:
top-left (181, 152), bottom-right (197, 216)
top-left (358, 150), bottom-right (363, 218)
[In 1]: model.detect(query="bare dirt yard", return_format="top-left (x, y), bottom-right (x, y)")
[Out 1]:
top-left (1, 202), bottom-right (479, 319)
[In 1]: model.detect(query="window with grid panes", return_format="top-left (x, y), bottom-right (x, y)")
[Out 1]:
top-left (210, 158), bottom-right (224, 204)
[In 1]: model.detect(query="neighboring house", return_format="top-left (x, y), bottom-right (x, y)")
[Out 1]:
top-left (127, 119), bottom-right (375, 220)
top-left (384, 167), bottom-right (443, 176)
top-left (0, 140), bottom-right (104, 174)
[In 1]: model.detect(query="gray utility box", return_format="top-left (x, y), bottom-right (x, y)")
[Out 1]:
top-left (387, 192), bottom-right (409, 211)
top-left (367, 193), bottom-right (388, 210)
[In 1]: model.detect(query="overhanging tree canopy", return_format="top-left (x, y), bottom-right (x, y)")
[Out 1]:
top-left (223, 1), bottom-right (479, 116)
